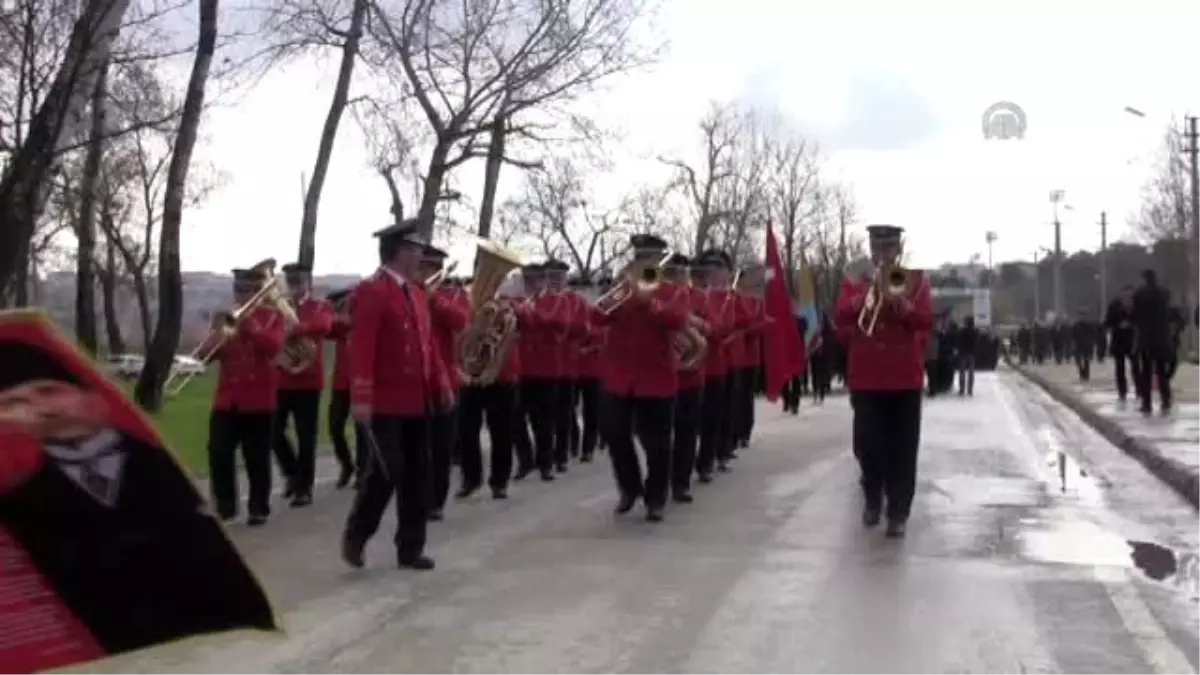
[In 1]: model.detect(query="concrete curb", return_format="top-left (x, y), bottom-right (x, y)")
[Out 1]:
top-left (1004, 356), bottom-right (1199, 510)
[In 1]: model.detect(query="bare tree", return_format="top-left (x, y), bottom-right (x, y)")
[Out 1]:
top-left (369, 0), bottom-right (659, 240)
top-left (95, 214), bottom-right (126, 353)
top-left (497, 156), bottom-right (628, 278)
top-left (1132, 118), bottom-right (1193, 301)
top-left (659, 101), bottom-right (740, 253)
top-left (766, 124), bottom-right (820, 292)
top-left (806, 179), bottom-right (865, 309)
top-left (708, 106), bottom-right (772, 264)
top-left (73, 58), bottom-right (109, 353)
top-left (134, 0), bottom-right (217, 411)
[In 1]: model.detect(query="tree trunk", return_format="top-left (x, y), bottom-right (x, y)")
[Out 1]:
top-left (132, 271), bottom-right (152, 350)
top-left (476, 115), bottom-right (507, 239)
top-left (100, 233), bottom-right (125, 354)
top-left (74, 59), bottom-right (109, 355)
top-left (415, 141), bottom-right (451, 240)
top-left (134, 0), bottom-right (217, 412)
top-left (379, 171), bottom-right (405, 227)
top-left (0, 0), bottom-right (133, 296)
top-left (296, 0), bottom-right (366, 269)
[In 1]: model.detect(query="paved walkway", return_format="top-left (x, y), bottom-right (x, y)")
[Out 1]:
top-left (1011, 360), bottom-right (1199, 506)
top-left (84, 377), bottom-right (1199, 673)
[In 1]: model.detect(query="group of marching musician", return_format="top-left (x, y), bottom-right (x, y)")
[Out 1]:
top-left (200, 222), bottom-right (771, 571)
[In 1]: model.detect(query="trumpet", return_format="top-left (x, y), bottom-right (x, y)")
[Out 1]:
top-left (423, 261), bottom-right (459, 292)
top-left (594, 249), bottom-right (674, 315)
top-left (858, 255), bottom-right (909, 337)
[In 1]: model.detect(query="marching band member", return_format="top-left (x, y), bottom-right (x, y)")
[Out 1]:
top-left (510, 265), bottom-right (541, 480)
top-left (520, 260), bottom-right (571, 481)
top-left (419, 244), bottom-right (470, 522)
top-left (693, 250), bottom-right (746, 482)
top-left (593, 234), bottom-right (689, 522)
top-left (206, 267), bottom-right (286, 526)
top-left (548, 265), bottom-right (590, 471)
top-left (664, 253), bottom-right (706, 504)
top-left (575, 278), bottom-right (605, 463)
top-left (734, 286), bottom-right (764, 449)
top-left (834, 224), bottom-right (932, 538)
top-left (564, 276), bottom-right (585, 459)
top-left (272, 263), bottom-right (334, 507)
top-left (342, 221), bottom-right (449, 571)
top-left (325, 287), bottom-right (360, 488)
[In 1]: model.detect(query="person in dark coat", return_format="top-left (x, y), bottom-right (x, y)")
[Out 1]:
top-left (955, 316), bottom-right (978, 395)
top-left (1071, 310), bottom-right (1097, 382)
top-left (1104, 286), bottom-right (1138, 402)
top-left (937, 319), bottom-right (958, 394)
top-left (1016, 323), bottom-right (1032, 364)
top-left (0, 340), bottom-right (276, 658)
top-left (1131, 269), bottom-right (1173, 414)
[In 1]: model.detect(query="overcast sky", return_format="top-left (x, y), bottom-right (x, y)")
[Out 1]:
top-left (180, 0), bottom-right (1200, 274)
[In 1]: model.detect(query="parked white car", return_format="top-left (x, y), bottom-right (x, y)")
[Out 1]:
top-left (106, 354), bottom-right (146, 379)
top-left (171, 355), bottom-right (207, 376)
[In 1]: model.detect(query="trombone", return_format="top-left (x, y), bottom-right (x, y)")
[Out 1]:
top-left (857, 253), bottom-right (909, 337)
top-left (164, 258), bottom-right (280, 397)
top-left (594, 248), bottom-right (674, 315)
top-left (423, 261), bottom-right (459, 292)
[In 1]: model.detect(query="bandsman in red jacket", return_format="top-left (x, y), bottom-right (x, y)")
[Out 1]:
top-left (661, 253), bottom-right (707, 504)
top-left (519, 260), bottom-right (572, 481)
top-left (693, 250), bottom-right (752, 481)
top-left (574, 279), bottom-right (605, 463)
top-left (732, 286), bottom-right (766, 450)
top-left (342, 220), bottom-right (449, 572)
top-left (325, 287), bottom-right (360, 488)
top-left (511, 264), bottom-right (543, 479)
top-left (834, 224), bottom-right (933, 539)
top-left (205, 266), bottom-right (286, 526)
top-left (547, 266), bottom-right (590, 472)
top-left (418, 244), bottom-right (470, 521)
top-left (592, 234), bottom-right (689, 522)
top-left (272, 262), bottom-right (334, 507)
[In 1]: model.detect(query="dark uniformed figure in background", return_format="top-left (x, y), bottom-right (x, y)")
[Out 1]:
top-left (781, 314), bottom-right (806, 414)
top-left (936, 318), bottom-right (958, 394)
top-left (810, 316), bottom-right (835, 404)
top-left (835, 225), bottom-right (933, 538)
top-left (342, 221), bottom-right (446, 571)
top-left (419, 244), bottom-right (470, 521)
top-left (272, 263), bottom-right (334, 507)
top-left (956, 316), bottom-right (978, 396)
top-left (593, 234), bottom-right (689, 522)
top-left (510, 264), bottom-right (540, 480)
top-left (545, 261), bottom-right (589, 472)
top-left (1033, 322), bottom-right (1050, 364)
top-left (1071, 309), bottom-right (1096, 382)
top-left (1131, 269), bottom-right (1174, 415)
top-left (206, 267), bottom-right (286, 526)
top-left (573, 279), bottom-right (606, 463)
top-left (1016, 323), bottom-right (1032, 364)
top-left (1104, 286), bottom-right (1137, 402)
top-left (666, 253), bottom-right (705, 504)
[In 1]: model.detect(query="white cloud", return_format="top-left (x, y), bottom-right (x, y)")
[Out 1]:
top-left (181, 0), bottom-right (1200, 276)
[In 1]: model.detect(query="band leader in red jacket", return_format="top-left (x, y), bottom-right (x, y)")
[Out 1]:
top-left (834, 224), bottom-right (933, 539)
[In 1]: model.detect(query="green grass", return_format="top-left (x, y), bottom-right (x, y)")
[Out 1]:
top-left (116, 371), bottom-right (349, 478)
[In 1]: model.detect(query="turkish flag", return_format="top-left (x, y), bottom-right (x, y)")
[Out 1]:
top-left (763, 222), bottom-right (806, 401)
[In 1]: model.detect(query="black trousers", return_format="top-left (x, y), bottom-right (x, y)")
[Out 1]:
top-left (522, 378), bottom-right (559, 472)
top-left (577, 378), bottom-right (602, 458)
top-left (810, 360), bottom-right (831, 402)
top-left (327, 389), bottom-right (364, 472)
top-left (429, 404), bottom-right (458, 511)
top-left (782, 377), bottom-right (802, 411)
top-left (851, 390), bottom-right (922, 521)
top-left (272, 388), bottom-right (320, 494)
top-left (724, 371), bottom-right (742, 453)
top-left (1112, 351), bottom-right (1132, 399)
top-left (459, 383), bottom-right (516, 490)
top-left (735, 366), bottom-right (757, 443)
top-left (1075, 352), bottom-right (1091, 381)
top-left (672, 386), bottom-right (702, 495)
top-left (1134, 351), bottom-right (1172, 411)
top-left (208, 410), bottom-right (273, 519)
top-left (604, 393), bottom-right (674, 508)
top-left (344, 414), bottom-right (430, 559)
top-left (554, 377), bottom-right (576, 466)
top-left (696, 375), bottom-right (728, 475)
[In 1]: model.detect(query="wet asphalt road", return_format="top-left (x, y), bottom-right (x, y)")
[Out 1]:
top-left (81, 370), bottom-right (1199, 674)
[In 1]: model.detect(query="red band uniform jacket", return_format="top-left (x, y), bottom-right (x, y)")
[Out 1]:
top-left (676, 284), bottom-right (709, 392)
top-left (738, 294), bottom-right (765, 371)
top-left (701, 289), bottom-right (747, 380)
top-left (519, 293), bottom-right (572, 380)
top-left (428, 286), bottom-right (471, 394)
top-left (277, 296), bottom-right (335, 391)
top-left (329, 297), bottom-right (354, 392)
top-left (834, 271), bottom-right (934, 391)
top-left (212, 305), bottom-right (286, 412)
top-left (592, 284), bottom-right (689, 398)
top-left (349, 270), bottom-right (441, 417)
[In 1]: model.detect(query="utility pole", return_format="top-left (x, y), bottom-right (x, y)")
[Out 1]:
top-left (1098, 211), bottom-right (1107, 317)
top-left (1050, 190), bottom-right (1065, 321)
top-left (1033, 250), bottom-right (1042, 321)
top-left (1186, 116), bottom-right (1199, 355)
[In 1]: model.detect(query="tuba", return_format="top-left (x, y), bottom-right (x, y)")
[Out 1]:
top-left (675, 313), bottom-right (709, 371)
top-left (459, 238), bottom-right (525, 386)
top-left (857, 239), bottom-right (910, 337)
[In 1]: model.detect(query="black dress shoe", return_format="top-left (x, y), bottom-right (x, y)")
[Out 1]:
top-left (427, 509), bottom-right (444, 522)
top-left (283, 481), bottom-right (296, 499)
top-left (885, 519), bottom-right (907, 538)
top-left (290, 493), bottom-right (312, 508)
top-left (862, 506), bottom-right (881, 527)
top-left (540, 470), bottom-right (556, 482)
top-left (697, 472), bottom-right (713, 484)
top-left (397, 554), bottom-right (435, 571)
top-left (555, 463), bottom-right (568, 474)
top-left (614, 493), bottom-right (638, 514)
top-left (342, 538), bottom-right (365, 568)
top-left (336, 467), bottom-right (354, 490)
top-left (247, 514), bottom-right (268, 527)
top-left (580, 453), bottom-right (593, 463)
top-left (717, 461), bottom-right (730, 473)
top-left (514, 466), bottom-right (534, 481)
top-left (672, 492), bottom-right (694, 504)
top-left (455, 484), bottom-right (480, 500)
top-left (491, 487), bottom-right (508, 500)
top-left (645, 506), bottom-right (664, 522)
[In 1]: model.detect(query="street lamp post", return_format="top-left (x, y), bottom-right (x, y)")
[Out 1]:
top-left (985, 231), bottom-right (997, 273)
top-left (1049, 191), bottom-right (1071, 320)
